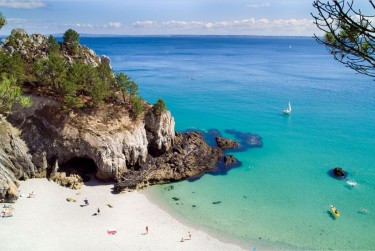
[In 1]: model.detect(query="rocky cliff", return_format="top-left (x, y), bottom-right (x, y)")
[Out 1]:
top-left (0, 115), bottom-right (35, 202)
top-left (0, 94), bottom-right (223, 202)
top-left (1, 28), bottom-right (102, 67)
top-left (0, 29), bottom-right (228, 202)
top-left (6, 95), bottom-right (175, 180)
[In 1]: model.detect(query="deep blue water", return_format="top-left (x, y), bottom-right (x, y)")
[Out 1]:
top-left (81, 36), bottom-right (375, 250)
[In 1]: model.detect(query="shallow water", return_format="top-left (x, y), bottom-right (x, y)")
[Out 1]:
top-left (82, 36), bottom-right (375, 250)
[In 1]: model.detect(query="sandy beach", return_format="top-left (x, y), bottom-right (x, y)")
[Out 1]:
top-left (0, 178), bottom-right (246, 251)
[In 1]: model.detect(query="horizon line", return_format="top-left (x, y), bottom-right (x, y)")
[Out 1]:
top-left (0, 32), bottom-right (315, 38)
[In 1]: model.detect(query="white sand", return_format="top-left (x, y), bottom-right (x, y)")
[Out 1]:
top-left (0, 178), bottom-right (246, 251)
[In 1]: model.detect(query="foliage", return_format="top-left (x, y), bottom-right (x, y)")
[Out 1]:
top-left (63, 28), bottom-right (79, 44)
top-left (47, 35), bottom-right (60, 54)
top-left (115, 72), bottom-right (139, 103)
top-left (312, 0), bottom-right (375, 77)
top-left (0, 12), bottom-right (6, 29)
top-left (153, 98), bottom-right (167, 114)
top-left (130, 95), bottom-right (144, 118)
top-left (33, 52), bottom-right (67, 92)
top-left (88, 78), bottom-right (112, 106)
top-left (0, 51), bottom-right (25, 84)
top-left (0, 27), bottom-right (147, 112)
top-left (67, 61), bottom-right (87, 91)
top-left (115, 72), bottom-right (129, 102)
top-left (0, 75), bottom-right (32, 113)
top-left (63, 29), bottom-right (80, 54)
top-left (97, 62), bottom-right (115, 87)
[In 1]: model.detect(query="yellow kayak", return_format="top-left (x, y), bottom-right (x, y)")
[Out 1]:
top-left (330, 205), bottom-right (340, 217)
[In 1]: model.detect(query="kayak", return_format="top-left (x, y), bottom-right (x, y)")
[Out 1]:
top-left (330, 205), bottom-right (340, 217)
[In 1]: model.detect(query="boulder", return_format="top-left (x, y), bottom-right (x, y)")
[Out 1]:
top-left (215, 136), bottom-right (239, 149)
top-left (101, 55), bottom-right (111, 66)
top-left (223, 155), bottom-right (238, 166)
top-left (50, 172), bottom-right (83, 190)
top-left (333, 167), bottom-right (346, 178)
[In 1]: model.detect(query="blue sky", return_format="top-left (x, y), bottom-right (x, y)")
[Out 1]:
top-left (0, 0), bottom-right (367, 36)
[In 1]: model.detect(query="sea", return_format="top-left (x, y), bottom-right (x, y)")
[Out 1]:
top-left (81, 36), bottom-right (375, 250)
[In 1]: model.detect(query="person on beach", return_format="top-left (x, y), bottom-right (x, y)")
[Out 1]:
top-left (180, 238), bottom-right (184, 242)
top-left (84, 198), bottom-right (89, 206)
top-left (97, 208), bottom-right (100, 215)
top-left (146, 226), bottom-right (148, 234)
top-left (188, 231), bottom-right (191, 240)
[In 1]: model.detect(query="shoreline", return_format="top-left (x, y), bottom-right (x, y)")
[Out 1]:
top-left (0, 178), bottom-right (246, 251)
top-left (143, 185), bottom-right (283, 251)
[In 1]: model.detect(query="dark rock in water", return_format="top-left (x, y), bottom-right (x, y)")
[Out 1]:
top-left (172, 197), bottom-right (180, 201)
top-left (115, 131), bottom-right (223, 192)
top-left (164, 185), bottom-right (174, 191)
top-left (224, 155), bottom-right (238, 166)
top-left (215, 137), bottom-right (239, 150)
top-left (333, 167), bottom-right (346, 178)
top-left (188, 154), bottom-right (242, 182)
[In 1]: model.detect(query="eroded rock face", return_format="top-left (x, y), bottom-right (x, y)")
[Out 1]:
top-left (6, 96), bottom-right (165, 181)
top-left (144, 109), bottom-right (175, 156)
top-left (0, 116), bottom-right (35, 202)
top-left (114, 131), bottom-right (223, 191)
top-left (1, 96), bottom-right (229, 198)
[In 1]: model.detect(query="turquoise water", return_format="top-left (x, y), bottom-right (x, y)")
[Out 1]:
top-left (82, 36), bottom-right (375, 250)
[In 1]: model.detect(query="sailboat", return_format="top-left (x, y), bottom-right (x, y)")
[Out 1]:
top-left (283, 101), bottom-right (292, 114)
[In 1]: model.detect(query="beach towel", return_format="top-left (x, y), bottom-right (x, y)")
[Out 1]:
top-left (107, 228), bottom-right (117, 235)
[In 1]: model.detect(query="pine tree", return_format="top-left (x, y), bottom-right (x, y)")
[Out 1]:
top-left (0, 75), bottom-right (31, 113)
top-left (63, 29), bottom-right (80, 54)
top-left (115, 72), bottom-right (139, 103)
top-left (34, 52), bottom-right (67, 93)
top-left (47, 35), bottom-right (60, 54)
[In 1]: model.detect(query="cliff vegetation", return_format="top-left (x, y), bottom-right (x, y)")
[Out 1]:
top-left (0, 19), bottom-right (228, 203)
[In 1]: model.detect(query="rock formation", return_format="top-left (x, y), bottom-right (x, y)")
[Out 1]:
top-left (115, 131), bottom-right (223, 191)
top-left (215, 136), bottom-right (239, 149)
top-left (332, 167), bottom-right (346, 178)
top-left (0, 93), bottom-right (226, 198)
top-left (1, 28), bottom-right (102, 67)
top-left (223, 155), bottom-right (238, 166)
top-left (6, 95), bottom-right (174, 181)
top-left (0, 115), bottom-right (35, 202)
top-left (0, 29), bottom-right (233, 201)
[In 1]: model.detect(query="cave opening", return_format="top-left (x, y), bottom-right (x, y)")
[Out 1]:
top-left (59, 157), bottom-right (97, 182)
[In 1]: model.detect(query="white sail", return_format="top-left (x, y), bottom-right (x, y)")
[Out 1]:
top-left (283, 101), bottom-right (291, 114)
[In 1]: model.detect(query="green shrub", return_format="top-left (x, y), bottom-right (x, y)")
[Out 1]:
top-left (153, 98), bottom-right (167, 114)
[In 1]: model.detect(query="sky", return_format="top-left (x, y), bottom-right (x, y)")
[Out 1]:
top-left (0, 0), bottom-right (369, 36)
